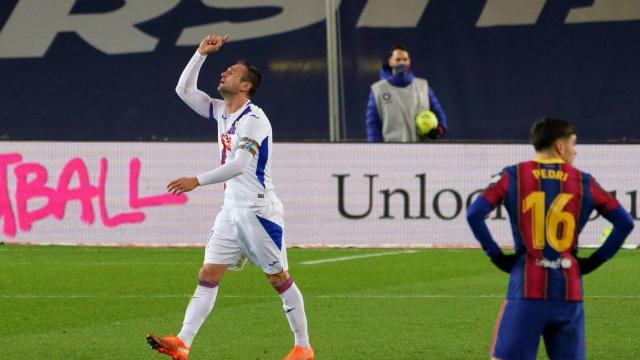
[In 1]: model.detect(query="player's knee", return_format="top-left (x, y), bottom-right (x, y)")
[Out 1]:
top-left (198, 264), bottom-right (227, 283)
top-left (266, 271), bottom-right (289, 288)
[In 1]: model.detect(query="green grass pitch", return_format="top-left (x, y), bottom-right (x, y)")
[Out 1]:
top-left (1, 245), bottom-right (638, 359)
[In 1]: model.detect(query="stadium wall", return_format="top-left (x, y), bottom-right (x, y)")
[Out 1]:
top-left (1, 1), bottom-right (639, 141)
top-left (1, 142), bottom-right (638, 248)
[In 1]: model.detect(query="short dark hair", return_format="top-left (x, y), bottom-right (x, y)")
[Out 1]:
top-left (530, 117), bottom-right (576, 151)
top-left (236, 59), bottom-right (261, 98)
top-left (387, 44), bottom-right (409, 59)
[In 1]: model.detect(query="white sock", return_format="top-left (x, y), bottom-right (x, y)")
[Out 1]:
top-left (178, 281), bottom-right (219, 347)
top-left (277, 279), bottom-right (310, 348)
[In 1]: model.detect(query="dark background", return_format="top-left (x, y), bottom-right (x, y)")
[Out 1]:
top-left (1, 0), bottom-right (638, 142)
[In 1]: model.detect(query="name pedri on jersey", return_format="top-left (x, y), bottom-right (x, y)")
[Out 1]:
top-left (481, 159), bottom-right (620, 302)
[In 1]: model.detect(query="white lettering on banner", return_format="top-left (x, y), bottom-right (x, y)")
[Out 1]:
top-left (1, 143), bottom-right (638, 247)
top-left (0, 0), bottom-right (179, 58)
top-left (1, 0), bottom-right (639, 58)
top-left (566, 0), bottom-right (640, 24)
top-left (178, 0), bottom-right (341, 45)
top-left (476, 0), bottom-right (640, 27)
top-left (356, 0), bottom-right (430, 28)
top-left (0, 153), bottom-right (187, 238)
top-left (476, 0), bottom-right (546, 27)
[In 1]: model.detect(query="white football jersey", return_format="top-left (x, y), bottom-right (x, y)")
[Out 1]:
top-left (176, 51), bottom-right (278, 206)
top-left (209, 99), bottom-right (276, 205)
top-left (177, 52), bottom-right (288, 274)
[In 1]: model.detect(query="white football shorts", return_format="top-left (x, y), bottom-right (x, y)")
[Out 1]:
top-left (204, 200), bottom-right (288, 275)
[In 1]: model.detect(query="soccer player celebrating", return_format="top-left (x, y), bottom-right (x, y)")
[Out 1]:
top-left (467, 117), bottom-right (634, 360)
top-left (146, 34), bottom-right (314, 360)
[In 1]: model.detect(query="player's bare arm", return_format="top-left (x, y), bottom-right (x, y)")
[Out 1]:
top-left (167, 177), bottom-right (199, 195)
top-left (198, 34), bottom-right (229, 55)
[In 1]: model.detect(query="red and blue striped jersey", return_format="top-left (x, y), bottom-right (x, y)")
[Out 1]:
top-left (481, 159), bottom-right (619, 301)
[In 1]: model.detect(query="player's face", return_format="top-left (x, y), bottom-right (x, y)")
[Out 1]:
top-left (388, 49), bottom-right (411, 72)
top-left (557, 134), bottom-right (577, 165)
top-left (218, 64), bottom-right (251, 96)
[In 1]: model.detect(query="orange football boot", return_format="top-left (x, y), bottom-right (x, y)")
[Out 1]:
top-left (146, 334), bottom-right (190, 360)
top-left (282, 345), bottom-right (315, 360)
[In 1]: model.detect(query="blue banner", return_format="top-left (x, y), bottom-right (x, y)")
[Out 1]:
top-left (1, 0), bottom-right (639, 141)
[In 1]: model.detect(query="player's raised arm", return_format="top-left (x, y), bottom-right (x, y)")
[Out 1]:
top-left (175, 34), bottom-right (230, 118)
top-left (197, 34), bottom-right (229, 55)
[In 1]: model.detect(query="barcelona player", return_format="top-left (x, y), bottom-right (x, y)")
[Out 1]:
top-left (467, 117), bottom-right (634, 360)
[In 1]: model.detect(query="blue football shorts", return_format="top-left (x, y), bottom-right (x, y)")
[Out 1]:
top-left (491, 298), bottom-right (585, 360)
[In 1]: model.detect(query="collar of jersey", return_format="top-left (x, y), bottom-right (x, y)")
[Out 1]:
top-left (533, 156), bottom-right (565, 164)
top-left (222, 100), bottom-right (251, 119)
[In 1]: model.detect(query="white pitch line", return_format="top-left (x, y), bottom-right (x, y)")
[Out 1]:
top-left (1, 294), bottom-right (639, 299)
top-left (300, 250), bottom-right (418, 265)
top-left (0, 295), bottom-right (189, 299)
top-left (0, 262), bottom-right (199, 266)
top-left (0, 251), bottom-right (417, 266)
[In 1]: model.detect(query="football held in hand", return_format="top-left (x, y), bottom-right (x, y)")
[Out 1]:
top-left (415, 110), bottom-right (438, 137)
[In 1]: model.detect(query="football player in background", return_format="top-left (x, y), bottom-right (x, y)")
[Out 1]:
top-left (467, 117), bottom-right (634, 360)
top-left (146, 34), bottom-right (314, 360)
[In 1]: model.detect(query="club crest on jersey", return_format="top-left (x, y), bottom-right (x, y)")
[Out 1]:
top-left (221, 132), bottom-right (233, 152)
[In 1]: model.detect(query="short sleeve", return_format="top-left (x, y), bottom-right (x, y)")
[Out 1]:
top-left (481, 170), bottom-right (509, 207)
top-left (210, 99), bottom-right (225, 121)
top-left (590, 177), bottom-right (620, 215)
top-left (235, 112), bottom-right (270, 156)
